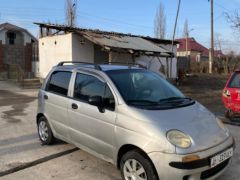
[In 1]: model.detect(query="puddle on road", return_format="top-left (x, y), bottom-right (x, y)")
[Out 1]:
top-left (0, 90), bottom-right (36, 123)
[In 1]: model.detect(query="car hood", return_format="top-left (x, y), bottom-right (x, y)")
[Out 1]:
top-left (128, 102), bottom-right (229, 154)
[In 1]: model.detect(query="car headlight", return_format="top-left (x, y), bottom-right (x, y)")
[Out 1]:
top-left (167, 130), bottom-right (192, 149)
top-left (223, 89), bottom-right (231, 98)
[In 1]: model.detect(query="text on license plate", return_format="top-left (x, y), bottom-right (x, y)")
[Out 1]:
top-left (210, 148), bottom-right (233, 168)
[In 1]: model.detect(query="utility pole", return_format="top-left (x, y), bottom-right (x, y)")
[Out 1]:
top-left (209, 0), bottom-right (214, 74)
top-left (170, 0), bottom-right (181, 79)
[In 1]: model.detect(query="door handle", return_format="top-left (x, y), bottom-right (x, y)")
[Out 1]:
top-left (44, 95), bottom-right (48, 100)
top-left (72, 103), bottom-right (78, 109)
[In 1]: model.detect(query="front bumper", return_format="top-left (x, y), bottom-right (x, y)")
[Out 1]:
top-left (148, 136), bottom-right (235, 180)
top-left (222, 97), bottom-right (240, 113)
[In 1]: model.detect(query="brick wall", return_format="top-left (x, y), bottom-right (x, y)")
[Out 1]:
top-left (3, 45), bottom-right (25, 66)
top-left (3, 44), bottom-right (33, 73)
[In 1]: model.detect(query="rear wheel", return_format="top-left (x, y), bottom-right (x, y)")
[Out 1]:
top-left (37, 116), bottom-right (55, 145)
top-left (120, 150), bottom-right (158, 180)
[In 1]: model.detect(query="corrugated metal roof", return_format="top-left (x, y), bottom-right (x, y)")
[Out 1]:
top-left (82, 32), bottom-right (172, 56)
top-left (34, 23), bottom-right (174, 57)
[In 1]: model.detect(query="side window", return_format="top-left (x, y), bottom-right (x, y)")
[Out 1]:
top-left (74, 73), bottom-right (115, 111)
top-left (74, 73), bottom-right (105, 102)
top-left (46, 71), bottom-right (72, 96)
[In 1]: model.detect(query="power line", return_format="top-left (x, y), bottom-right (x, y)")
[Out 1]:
top-left (77, 13), bottom-right (153, 29)
top-left (214, 1), bottom-right (231, 12)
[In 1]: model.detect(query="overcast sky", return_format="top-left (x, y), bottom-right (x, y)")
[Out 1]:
top-left (1, 0), bottom-right (240, 53)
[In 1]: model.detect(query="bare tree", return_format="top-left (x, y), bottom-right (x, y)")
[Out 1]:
top-left (65, 0), bottom-right (77, 27)
top-left (225, 11), bottom-right (240, 32)
top-left (182, 19), bottom-right (189, 37)
top-left (154, 2), bottom-right (166, 39)
top-left (214, 33), bottom-right (223, 51)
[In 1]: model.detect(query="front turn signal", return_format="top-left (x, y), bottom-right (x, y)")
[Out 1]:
top-left (182, 155), bottom-right (200, 163)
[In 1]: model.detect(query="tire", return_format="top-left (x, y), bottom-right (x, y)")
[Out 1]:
top-left (225, 110), bottom-right (235, 121)
top-left (120, 150), bottom-right (158, 180)
top-left (37, 116), bottom-right (55, 145)
top-left (225, 110), bottom-right (230, 119)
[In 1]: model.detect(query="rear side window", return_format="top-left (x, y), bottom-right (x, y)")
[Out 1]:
top-left (46, 71), bottom-right (72, 96)
top-left (228, 72), bottom-right (240, 88)
top-left (74, 73), bottom-right (115, 110)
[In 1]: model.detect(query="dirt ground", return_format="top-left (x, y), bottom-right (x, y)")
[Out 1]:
top-left (178, 73), bottom-right (229, 115)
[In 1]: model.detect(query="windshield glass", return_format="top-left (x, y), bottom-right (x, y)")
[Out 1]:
top-left (106, 69), bottom-right (193, 109)
top-left (228, 72), bottom-right (240, 88)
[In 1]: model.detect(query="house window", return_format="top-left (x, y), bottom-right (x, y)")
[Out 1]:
top-left (7, 32), bottom-right (16, 45)
top-left (196, 54), bottom-right (201, 62)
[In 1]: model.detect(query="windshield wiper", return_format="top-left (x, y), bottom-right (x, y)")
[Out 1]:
top-left (159, 97), bottom-right (192, 102)
top-left (127, 100), bottom-right (159, 105)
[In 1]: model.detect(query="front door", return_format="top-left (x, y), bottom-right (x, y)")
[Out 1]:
top-left (68, 72), bottom-right (117, 158)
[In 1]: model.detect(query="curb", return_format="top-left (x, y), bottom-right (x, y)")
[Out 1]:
top-left (0, 147), bottom-right (79, 177)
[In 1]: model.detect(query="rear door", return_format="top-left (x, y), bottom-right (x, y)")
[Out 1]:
top-left (43, 71), bottom-right (72, 139)
top-left (68, 72), bottom-right (117, 158)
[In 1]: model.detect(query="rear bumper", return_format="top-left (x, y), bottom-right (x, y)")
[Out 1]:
top-left (148, 136), bottom-right (234, 180)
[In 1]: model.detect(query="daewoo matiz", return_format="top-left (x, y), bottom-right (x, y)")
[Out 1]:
top-left (37, 62), bottom-right (235, 180)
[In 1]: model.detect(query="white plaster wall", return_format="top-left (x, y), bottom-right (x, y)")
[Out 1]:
top-left (39, 33), bottom-right (95, 78)
top-left (136, 56), bottom-right (177, 79)
top-left (111, 44), bottom-right (178, 78)
top-left (39, 33), bottom-right (73, 78)
top-left (72, 34), bottom-right (94, 62)
top-left (0, 30), bottom-right (35, 45)
top-left (23, 32), bottom-right (33, 45)
top-left (32, 61), bottom-right (40, 77)
top-left (0, 30), bottom-right (7, 44)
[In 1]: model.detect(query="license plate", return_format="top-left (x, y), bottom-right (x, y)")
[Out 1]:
top-left (210, 148), bottom-right (233, 168)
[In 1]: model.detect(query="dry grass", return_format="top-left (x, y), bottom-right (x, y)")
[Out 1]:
top-left (178, 73), bottom-right (230, 115)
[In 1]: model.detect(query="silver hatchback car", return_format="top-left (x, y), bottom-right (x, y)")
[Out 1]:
top-left (37, 62), bottom-right (235, 180)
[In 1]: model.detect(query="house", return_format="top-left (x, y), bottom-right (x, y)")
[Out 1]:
top-left (35, 23), bottom-right (179, 79)
top-left (176, 37), bottom-right (209, 62)
top-left (0, 22), bottom-right (38, 80)
top-left (176, 37), bottom-right (224, 62)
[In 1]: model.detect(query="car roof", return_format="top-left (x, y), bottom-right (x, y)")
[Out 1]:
top-left (54, 63), bottom-right (142, 72)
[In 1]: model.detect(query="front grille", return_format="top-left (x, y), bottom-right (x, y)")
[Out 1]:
top-left (200, 159), bottom-right (230, 179)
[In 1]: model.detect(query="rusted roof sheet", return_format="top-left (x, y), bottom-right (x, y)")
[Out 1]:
top-left (82, 32), bottom-right (171, 56)
top-left (34, 23), bottom-right (174, 56)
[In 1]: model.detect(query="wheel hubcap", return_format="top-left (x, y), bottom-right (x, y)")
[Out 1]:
top-left (123, 159), bottom-right (147, 180)
top-left (38, 121), bottom-right (48, 141)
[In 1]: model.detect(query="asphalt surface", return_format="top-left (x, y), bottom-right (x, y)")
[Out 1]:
top-left (0, 81), bottom-right (239, 180)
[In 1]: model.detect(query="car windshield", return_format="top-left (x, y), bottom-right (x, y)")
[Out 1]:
top-left (106, 69), bottom-right (194, 109)
top-left (228, 72), bottom-right (240, 88)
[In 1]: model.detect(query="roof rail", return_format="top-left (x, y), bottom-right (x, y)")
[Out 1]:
top-left (57, 61), bottom-right (102, 70)
top-left (104, 62), bottom-right (139, 67)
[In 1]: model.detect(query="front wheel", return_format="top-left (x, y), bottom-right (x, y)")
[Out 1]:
top-left (120, 150), bottom-right (158, 180)
top-left (37, 117), bottom-right (55, 145)
top-left (225, 109), bottom-right (235, 121)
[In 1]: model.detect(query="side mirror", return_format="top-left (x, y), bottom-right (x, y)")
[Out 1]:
top-left (88, 96), bottom-right (105, 113)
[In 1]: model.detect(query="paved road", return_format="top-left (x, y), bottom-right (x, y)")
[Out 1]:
top-left (0, 83), bottom-right (75, 174)
top-left (0, 81), bottom-right (239, 180)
